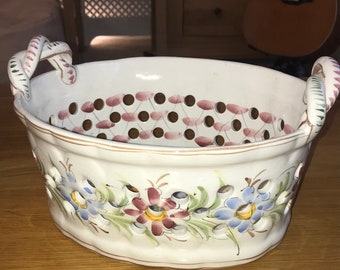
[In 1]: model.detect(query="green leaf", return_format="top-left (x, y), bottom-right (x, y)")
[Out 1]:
top-left (144, 228), bottom-right (159, 246)
top-left (118, 195), bottom-right (129, 207)
top-left (104, 185), bottom-right (116, 202)
top-left (96, 188), bottom-right (108, 203)
top-left (196, 186), bottom-right (209, 208)
top-left (225, 227), bottom-right (240, 255)
top-left (209, 197), bottom-right (221, 211)
top-left (189, 186), bottom-right (209, 212)
top-left (185, 219), bottom-right (216, 240)
top-left (113, 219), bottom-right (132, 235)
top-left (103, 213), bottom-right (133, 236)
top-left (214, 170), bottom-right (227, 187)
top-left (188, 194), bottom-right (199, 212)
top-left (186, 221), bottom-right (210, 240)
top-left (107, 218), bottom-right (121, 232)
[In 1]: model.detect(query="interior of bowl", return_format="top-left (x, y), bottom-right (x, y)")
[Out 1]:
top-left (23, 57), bottom-right (306, 148)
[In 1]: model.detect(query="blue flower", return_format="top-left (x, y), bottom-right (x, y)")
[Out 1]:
top-left (214, 186), bottom-right (274, 233)
top-left (58, 170), bottom-right (103, 221)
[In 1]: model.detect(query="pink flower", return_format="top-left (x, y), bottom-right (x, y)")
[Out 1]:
top-left (260, 112), bottom-right (276, 124)
top-left (106, 94), bottom-right (124, 107)
top-left (226, 104), bottom-right (248, 114)
top-left (81, 101), bottom-right (95, 113)
top-left (124, 187), bottom-right (189, 236)
top-left (197, 100), bottom-right (216, 110)
top-left (136, 91), bottom-right (154, 101)
top-left (58, 109), bottom-right (70, 120)
top-left (168, 95), bottom-right (184, 104)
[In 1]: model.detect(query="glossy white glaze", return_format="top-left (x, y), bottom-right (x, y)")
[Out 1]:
top-left (8, 36), bottom-right (340, 268)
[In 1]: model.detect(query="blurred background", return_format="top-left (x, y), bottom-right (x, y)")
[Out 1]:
top-left (1, 0), bottom-right (340, 84)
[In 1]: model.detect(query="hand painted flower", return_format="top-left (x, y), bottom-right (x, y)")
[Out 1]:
top-left (57, 170), bottom-right (103, 221)
top-left (213, 186), bottom-right (274, 233)
top-left (124, 187), bottom-right (188, 236)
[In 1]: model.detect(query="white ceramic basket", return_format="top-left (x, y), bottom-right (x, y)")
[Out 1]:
top-left (8, 36), bottom-right (340, 268)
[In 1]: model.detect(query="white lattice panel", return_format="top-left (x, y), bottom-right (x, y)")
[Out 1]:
top-left (84, 0), bottom-right (151, 18)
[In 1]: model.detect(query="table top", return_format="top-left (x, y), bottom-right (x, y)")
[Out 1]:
top-left (1, 83), bottom-right (339, 270)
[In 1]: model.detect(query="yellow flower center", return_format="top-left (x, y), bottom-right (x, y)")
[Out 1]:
top-left (71, 190), bottom-right (87, 208)
top-left (235, 203), bottom-right (256, 220)
top-left (145, 205), bottom-right (167, 221)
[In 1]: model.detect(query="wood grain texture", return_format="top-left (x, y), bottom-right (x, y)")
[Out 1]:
top-left (243, 0), bottom-right (339, 57)
top-left (152, 0), bottom-right (264, 59)
top-left (0, 84), bottom-right (339, 269)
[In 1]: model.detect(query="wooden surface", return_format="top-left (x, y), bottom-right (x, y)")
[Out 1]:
top-left (0, 83), bottom-right (339, 269)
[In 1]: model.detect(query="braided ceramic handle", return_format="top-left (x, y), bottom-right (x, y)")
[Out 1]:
top-left (311, 56), bottom-right (340, 111)
top-left (302, 56), bottom-right (340, 142)
top-left (8, 35), bottom-right (76, 100)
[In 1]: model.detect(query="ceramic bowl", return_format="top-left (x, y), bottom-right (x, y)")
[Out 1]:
top-left (8, 36), bottom-right (340, 268)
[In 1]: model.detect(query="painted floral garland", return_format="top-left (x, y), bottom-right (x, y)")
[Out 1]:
top-left (43, 158), bottom-right (302, 255)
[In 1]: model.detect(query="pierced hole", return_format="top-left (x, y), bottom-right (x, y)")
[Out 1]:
top-left (131, 222), bottom-right (146, 234)
top-left (249, 107), bottom-right (259, 119)
top-left (231, 119), bottom-right (242, 131)
top-left (153, 127), bottom-right (164, 138)
top-left (284, 199), bottom-right (293, 216)
top-left (171, 191), bottom-right (189, 204)
top-left (94, 98), bottom-right (104, 110)
top-left (172, 225), bottom-right (188, 236)
top-left (154, 92), bottom-right (166, 104)
top-left (85, 179), bottom-right (96, 188)
top-left (128, 128), bottom-right (139, 139)
top-left (257, 179), bottom-right (273, 194)
top-left (97, 133), bottom-right (107, 139)
top-left (167, 111), bottom-right (179, 123)
top-left (312, 63), bottom-right (325, 78)
top-left (278, 119), bottom-right (285, 131)
top-left (184, 129), bottom-right (195, 140)
top-left (212, 223), bottom-right (228, 237)
top-left (125, 184), bottom-right (139, 194)
top-left (294, 162), bottom-right (305, 180)
top-left (93, 214), bottom-right (110, 227)
top-left (71, 190), bottom-right (87, 207)
top-left (204, 115), bottom-right (214, 127)
top-left (123, 94), bottom-right (135, 105)
top-left (214, 135), bottom-right (225, 146)
top-left (49, 115), bottom-right (56, 125)
top-left (110, 112), bottom-right (121, 123)
top-left (215, 102), bottom-right (226, 113)
top-left (63, 200), bottom-right (76, 215)
top-left (138, 111), bottom-right (149, 122)
top-left (82, 119), bottom-right (92, 131)
top-left (46, 186), bottom-right (53, 200)
top-left (68, 102), bottom-right (78, 115)
top-left (184, 95), bottom-right (195, 107)
top-left (243, 139), bottom-right (251, 144)
top-left (262, 130), bottom-right (270, 140)
top-left (82, 179), bottom-right (97, 199)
